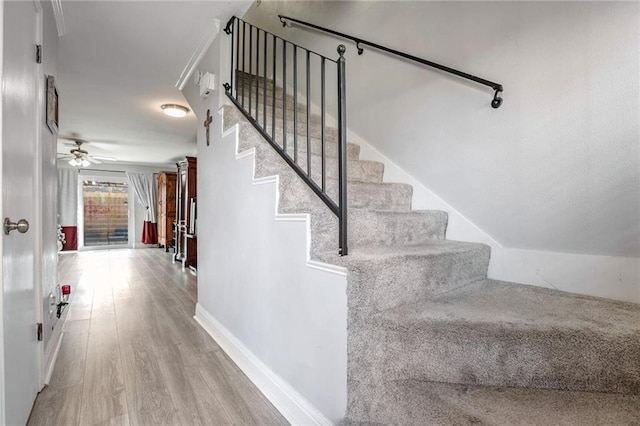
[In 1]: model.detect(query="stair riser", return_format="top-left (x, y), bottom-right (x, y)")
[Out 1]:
top-left (228, 99), bottom-right (345, 151)
top-left (235, 78), bottom-right (298, 104)
top-left (345, 380), bottom-right (473, 425)
top-left (231, 101), bottom-right (334, 139)
top-left (344, 246), bottom-right (490, 312)
top-left (247, 147), bottom-right (398, 213)
top-left (238, 96), bottom-right (319, 125)
top-left (344, 379), bottom-right (640, 425)
top-left (234, 73), bottom-right (337, 120)
top-left (251, 145), bottom-right (383, 184)
top-left (276, 173), bottom-right (413, 214)
top-left (236, 117), bottom-right (345, 154)
top-left (269, 117), bottom-right (338, 141)
top-left (290, 155), bottom-right (384, 184)
top-left (234, 79), bottom-right (308, 115)
top-left (234, 121), bottom-right (360, 161)
top-left (310, 210), bottom-right (447, 254)
top-left (349, 319), bottom-right (640, 395)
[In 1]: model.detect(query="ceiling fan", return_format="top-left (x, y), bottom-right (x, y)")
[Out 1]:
top-left (58, 136), bottom-right (117, 168)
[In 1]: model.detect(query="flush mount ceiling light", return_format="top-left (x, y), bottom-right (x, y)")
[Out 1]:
top-left (161, 104), bottom-right (189, 118)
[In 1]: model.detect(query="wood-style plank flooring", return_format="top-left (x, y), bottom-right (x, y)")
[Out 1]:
top-left (28, 249), bottom-right (288, 426)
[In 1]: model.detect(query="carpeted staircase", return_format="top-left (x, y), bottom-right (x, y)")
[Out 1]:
top-left (222, 74), bottom-right (640, 425)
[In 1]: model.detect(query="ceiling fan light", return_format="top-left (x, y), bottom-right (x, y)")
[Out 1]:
top-left (161, 103), bottom-right (189, 118)
top-left (68, 158), bottom-right (80, 167)
top-left (80, 159), bottom-right (91, 167)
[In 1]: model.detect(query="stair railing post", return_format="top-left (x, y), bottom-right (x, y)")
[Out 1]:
top-left (222, 16), bottom-right (235, 95)
top-left (337, 45), bottom-right (348, 256)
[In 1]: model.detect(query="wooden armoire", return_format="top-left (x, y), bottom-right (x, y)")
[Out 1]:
top-left (174, 156), bottom-right (197, 270)
top-left (157, 171), bottom-right (177, 252)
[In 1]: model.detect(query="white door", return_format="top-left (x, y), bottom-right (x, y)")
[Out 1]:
top-left (1, 1), bottom-right (41, 424)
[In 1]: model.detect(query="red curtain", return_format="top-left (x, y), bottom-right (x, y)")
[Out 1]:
top-left (142, 221), bottom-right (158, 244)
top-left (61, 226), bottom-right (78, 251)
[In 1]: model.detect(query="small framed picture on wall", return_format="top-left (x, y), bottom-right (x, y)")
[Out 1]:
top-left (46, 75), bottom-right (59, 134)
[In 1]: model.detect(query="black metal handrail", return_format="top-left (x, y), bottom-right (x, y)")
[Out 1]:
top-left (222, 16), bottom-right (349, 255)
top-left (279, 15), bottom-right (503, 108)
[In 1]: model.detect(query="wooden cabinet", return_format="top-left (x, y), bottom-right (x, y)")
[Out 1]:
top-left (174, 156), bottom-right (197, 270)
top-left (157, 171), bottom-right (177, 252)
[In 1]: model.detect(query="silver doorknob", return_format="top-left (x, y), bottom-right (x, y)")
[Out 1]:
top-left (4, 218), bottom-right (29, 235)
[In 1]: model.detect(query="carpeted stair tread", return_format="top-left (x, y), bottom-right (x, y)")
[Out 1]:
top-left (276, 175), bottom-right (414, 214)
top-left (251, 142), bottom-right (383, 183)
top-left (238, 95), bottom-right (315, 120)
top-left (237, 98), bottom-right (329, 142)
top-left (320, 179), bottom-right (413, 212)
top-left (228, 113), bottom-right (361, 160)
top-left (314, 241), bottom-right (491, 312)
top-left (386, 278), bottom-right (640, 331)
top-left (319, 239), bottom-right (489, 262)
top-left (345, 379), bottom-right (640, 426)
top-left (357, 279), bottom-right (640, 394)
top-left (310, 209), bottom-right (448, 254)
top-left (286, 153), bottom-right (384, 183)
top-left (279, 177), bottom-right (413, 213)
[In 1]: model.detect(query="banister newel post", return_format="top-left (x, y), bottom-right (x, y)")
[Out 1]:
top-left (337, 45), bottom-right (348, 256)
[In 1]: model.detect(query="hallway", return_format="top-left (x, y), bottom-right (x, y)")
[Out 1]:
top-left (28, 249), bottom-right (288, 426)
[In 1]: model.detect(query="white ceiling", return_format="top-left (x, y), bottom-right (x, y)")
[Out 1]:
top-left (56, 1), bottom-right (250, 166)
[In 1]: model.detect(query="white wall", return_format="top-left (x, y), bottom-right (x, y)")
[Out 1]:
top-left (183, 34), bottom-right (348, 423)
top-left (243, 1), bottom-right (640, 303)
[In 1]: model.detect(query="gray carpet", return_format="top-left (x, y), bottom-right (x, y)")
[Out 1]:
top-left (222, 75), bottom-right (640, 425)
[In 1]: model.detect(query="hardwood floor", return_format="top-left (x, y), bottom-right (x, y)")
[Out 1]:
top-left (28, 249), bottom-right (288, 426)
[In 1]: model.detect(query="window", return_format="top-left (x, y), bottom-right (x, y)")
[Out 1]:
top-left (82, 180), bottom-right (129, 247)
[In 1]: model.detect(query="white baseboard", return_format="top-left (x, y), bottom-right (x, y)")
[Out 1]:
top-left (44, 331), bottom-right (63, 385)
top-left (194, 303), bottom-right (333, 426)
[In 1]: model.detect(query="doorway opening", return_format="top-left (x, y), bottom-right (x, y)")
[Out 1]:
top-left (82, 180), bottom-right (129, 247)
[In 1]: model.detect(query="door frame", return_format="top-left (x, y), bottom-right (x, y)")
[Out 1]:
top-left (0, 0), bottom-right (47, 422)
top-left (33, 0), bottom-right (46, 392)
top-left (0, 0), bottom-right (6, 421)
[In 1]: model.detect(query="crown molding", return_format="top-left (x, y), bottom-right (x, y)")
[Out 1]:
top-left (50, 0), bottom-right (66, 36)
top-left (175, 19), bottom-right (221, 91)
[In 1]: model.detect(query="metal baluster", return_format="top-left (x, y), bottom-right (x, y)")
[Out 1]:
top-left (249, 25), bottom-right (253, 117)
top-left (263, 30), bottom-right (267, 130)
top-left (241, 21), bottom-right (246, 108)
top-left (272, 36), bottom-right (276, 140)
top-left (282, 40), bottom-right (287, 153)
top-left (229, 18), bottom-right (234, 96)
top-left (306, 51), bottom-right (310, 174)
top-left (293, 46), bottom-right (298, 165)
top-left (321, 57), bottom-right (326, 192)
top-left (256, 29), bottom-right (260, 123)
top-left (234, 19), bottom-right (239, 99)
top-left (337, 45), bottom-right (348, 256)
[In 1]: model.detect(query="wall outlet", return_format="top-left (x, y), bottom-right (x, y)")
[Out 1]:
top-left (49, 291), bottom-right (56, 317)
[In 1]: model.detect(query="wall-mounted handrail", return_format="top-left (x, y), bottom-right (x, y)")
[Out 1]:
top-left (278, 14), bottom-right (504, 108)
top-left (222, 16), bottom-right (349, 255)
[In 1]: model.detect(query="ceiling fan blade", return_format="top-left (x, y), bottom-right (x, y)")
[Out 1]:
top-left (84, 155), bottom-right (102, 164)
top-left (59, 135), bottom-right (90, 145)
top-left (92, 155), bottom-right (117, 162)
